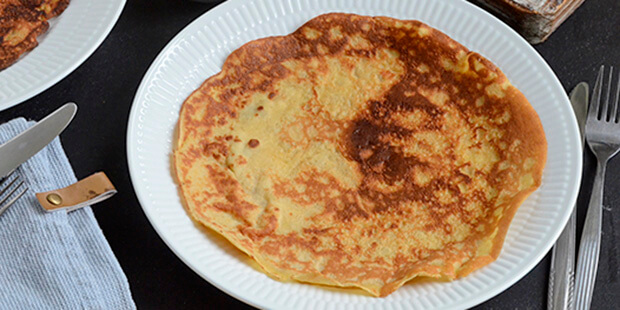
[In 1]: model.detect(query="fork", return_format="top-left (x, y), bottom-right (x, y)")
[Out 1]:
top-left (0, 171), bottom-right (28, 216)
top-left (574, 65), bottom-right (620, 310)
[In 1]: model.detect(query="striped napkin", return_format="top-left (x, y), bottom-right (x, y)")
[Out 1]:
top-left (0, 118), bottom-right (135, 309)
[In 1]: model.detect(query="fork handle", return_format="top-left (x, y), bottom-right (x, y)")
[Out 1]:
top-left (574, 160), bottom-right (607, 310)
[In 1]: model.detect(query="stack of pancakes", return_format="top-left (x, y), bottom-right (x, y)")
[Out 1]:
top-left (0, 0), bottom-right (69, 70)
top-left (175, 13), bottom-right (547, 297)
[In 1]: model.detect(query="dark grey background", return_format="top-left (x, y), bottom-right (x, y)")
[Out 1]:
top-left (1, 0), bottom-right (618, 308)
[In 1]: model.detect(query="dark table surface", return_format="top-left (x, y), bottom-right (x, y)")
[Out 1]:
top-left (2, 0), bottom-right (619, 308)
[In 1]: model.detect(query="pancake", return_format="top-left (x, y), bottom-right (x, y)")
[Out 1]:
top-left (0, 0), bottom-right (69, 70)
top-left (175, 13), bottom-right (547, 297)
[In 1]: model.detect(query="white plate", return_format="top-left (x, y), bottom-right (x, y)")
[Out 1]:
top-left (127, 0), bottom-right (582, 309)
top-left (0, 0), bottom-right (126, 110)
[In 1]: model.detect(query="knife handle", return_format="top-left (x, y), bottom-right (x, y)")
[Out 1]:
top-left (548, 209), bottom-right (576, 310)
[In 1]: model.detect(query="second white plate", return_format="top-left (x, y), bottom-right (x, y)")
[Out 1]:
top-left (0, 0), bottom-right (126, 110)
top-left (127, 0), bottom-right (582, 309)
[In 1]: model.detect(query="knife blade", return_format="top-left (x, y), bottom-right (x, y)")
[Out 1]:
top-left (571, 83), bottom-right (588, 146)
top-left (0, 103), bottom-right (77, 178)
top-left (548, 82), bottom-right (588, 310)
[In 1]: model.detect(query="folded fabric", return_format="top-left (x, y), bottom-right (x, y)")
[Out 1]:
top-left (0, 118), bottom-right (135, 309)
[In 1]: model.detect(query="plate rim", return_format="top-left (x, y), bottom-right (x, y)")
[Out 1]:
top-left (0, 0), bottom-right (127, 111)
top-left (127, 0), bottom-right (582, 308)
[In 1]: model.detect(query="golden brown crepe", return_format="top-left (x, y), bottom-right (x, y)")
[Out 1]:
top-left (175, 13), bottom-right (547, 297)
top-left (0, 0), bottom-right (69, 70)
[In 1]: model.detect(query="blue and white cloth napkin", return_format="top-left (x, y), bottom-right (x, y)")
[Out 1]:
top-left (0, 118), bottom-right (135, 309)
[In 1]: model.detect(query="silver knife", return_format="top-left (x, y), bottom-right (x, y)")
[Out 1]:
top-left (0, 103), bottom-right (77, 178)
top-left (548, 82), bottom-right (588, 310)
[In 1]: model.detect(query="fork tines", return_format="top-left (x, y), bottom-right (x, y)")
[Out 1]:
top-left (0, 171), bottom-right (28, 216)
top-left (591, 65), bottom-right (620, 123)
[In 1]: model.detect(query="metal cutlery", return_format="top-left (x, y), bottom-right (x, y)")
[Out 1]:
top-left (0, 171), bottom-right (28, 215)
top-left (0, 103), bottom-right (77, 217)
top-left (574, 65), bottom-right (620, 310)
top-left (548, 82), bottom-right (588, 310)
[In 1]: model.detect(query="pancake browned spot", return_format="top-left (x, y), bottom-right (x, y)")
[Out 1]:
top-left (174, 13), bottom-right (547, 297)
top-left (37, 0), bottom-right (69, 19)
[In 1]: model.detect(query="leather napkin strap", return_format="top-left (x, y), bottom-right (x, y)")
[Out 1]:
top-left (36, 172), bottom-right (117, 212)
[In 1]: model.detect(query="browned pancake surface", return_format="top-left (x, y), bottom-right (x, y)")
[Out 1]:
top-left (37, 0), bottom-right (69, 18)
top-left (175, 13), bottom-right (547, 297)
